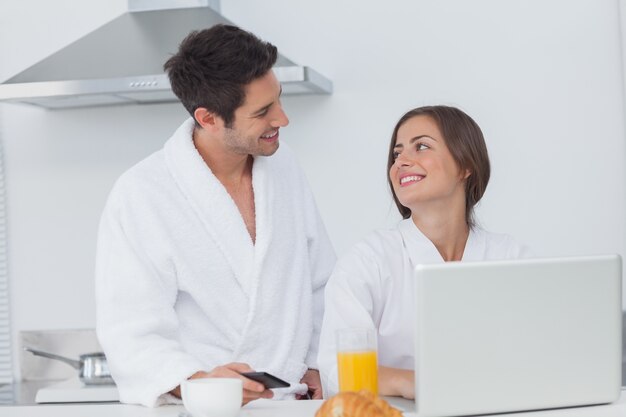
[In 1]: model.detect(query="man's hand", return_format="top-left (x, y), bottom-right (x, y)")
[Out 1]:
top-left (170, 363), bottom-right (274, 405)
top-left (297, 368), bottom-right (323, 399)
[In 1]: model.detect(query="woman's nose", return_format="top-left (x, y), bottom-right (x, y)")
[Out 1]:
top-left (395, 153), bottom-right (411, 167)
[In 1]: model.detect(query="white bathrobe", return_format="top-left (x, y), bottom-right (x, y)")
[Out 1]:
top-left (95, 118), bottom-right (336, 407)
top-left (317, 219), bottom-right (530, 397)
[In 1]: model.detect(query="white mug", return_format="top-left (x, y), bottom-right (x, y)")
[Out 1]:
top-left (181, 377), bottom-right (243, 417)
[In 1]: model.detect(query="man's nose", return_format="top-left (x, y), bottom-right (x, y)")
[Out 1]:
top-left (271, 107), bottom-right (289, 127)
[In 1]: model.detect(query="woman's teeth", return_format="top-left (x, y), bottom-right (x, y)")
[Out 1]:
top-left (400, 175), bottom-right (424, 185)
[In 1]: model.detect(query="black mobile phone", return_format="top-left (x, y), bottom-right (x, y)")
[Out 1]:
top-left (241, 371), bottom-right (291, 389)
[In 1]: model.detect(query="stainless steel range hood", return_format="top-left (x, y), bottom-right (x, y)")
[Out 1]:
top-left (0, 0), bottom-right (332, 110)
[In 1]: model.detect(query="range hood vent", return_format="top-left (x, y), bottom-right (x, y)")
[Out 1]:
top-left (0, 0), bottom-right (332, 109)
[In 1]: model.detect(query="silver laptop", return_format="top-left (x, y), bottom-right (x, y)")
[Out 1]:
top-left (410, 254), bottom-right (622, 417)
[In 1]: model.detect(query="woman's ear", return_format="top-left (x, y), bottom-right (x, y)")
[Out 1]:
top-left (462, 169), bottom-right (471, 180)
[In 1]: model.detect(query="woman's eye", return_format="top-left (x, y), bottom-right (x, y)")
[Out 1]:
top-left (392, 151), bottom-right (400, 159)
top-left (416, 143), bottom-right (429, 151)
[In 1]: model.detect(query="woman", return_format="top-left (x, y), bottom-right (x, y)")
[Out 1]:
top-left (317, 105), bottom-right (529, 398)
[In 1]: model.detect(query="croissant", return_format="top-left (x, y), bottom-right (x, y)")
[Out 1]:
top-left (315, 390), bottom-right (403, 417)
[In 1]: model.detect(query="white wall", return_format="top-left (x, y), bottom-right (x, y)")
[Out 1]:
top-left (0, 0), bottom-right (624, 378)
top-left (222, 0), bottom-right (626, 258)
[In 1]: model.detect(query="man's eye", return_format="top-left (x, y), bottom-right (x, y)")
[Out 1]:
top-left (256, 110), bottom-right (268, 118)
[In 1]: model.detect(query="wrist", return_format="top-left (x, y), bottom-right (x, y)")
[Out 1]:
top-left (189, 370), bottom-right (210, 379)
top-left (379, 366), bottom-right (413, 398)
top-left (169, 370), bottom-right (208, 398)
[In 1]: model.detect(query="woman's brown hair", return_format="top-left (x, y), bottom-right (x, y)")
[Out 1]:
top-left (387, 105), bottom-right (490, 228)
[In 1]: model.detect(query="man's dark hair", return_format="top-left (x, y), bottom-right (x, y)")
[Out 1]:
top-left (164, 24), bottom-right (278, 127)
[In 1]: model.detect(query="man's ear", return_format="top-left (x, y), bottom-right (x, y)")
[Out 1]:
top-left (193, 108), bottom-right (222, 131)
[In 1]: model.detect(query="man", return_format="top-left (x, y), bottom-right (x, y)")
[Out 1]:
top-left (95, 24), bottom-right (336, 407)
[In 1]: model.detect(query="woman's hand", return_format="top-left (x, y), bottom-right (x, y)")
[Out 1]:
top-left (378, 366), bottom-right (415, 399)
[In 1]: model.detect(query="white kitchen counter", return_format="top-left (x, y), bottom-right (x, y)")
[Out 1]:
top-left (1, 391), bottom-right (625, 417)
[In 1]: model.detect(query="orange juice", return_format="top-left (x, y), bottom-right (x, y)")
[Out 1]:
top-left (337, 350), bottom-right (378, 394)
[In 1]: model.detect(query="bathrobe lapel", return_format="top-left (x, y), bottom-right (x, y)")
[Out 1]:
top-left (399, 219), bottom-right (445, 267)
top-left (163, 119), bottom-right (256, 295)
top-left (244, 154), bottom-right (273, 316)
top-left (398, 218), bottom-right (485, 266)
top-left (460, 228), bottom-right (486, 261)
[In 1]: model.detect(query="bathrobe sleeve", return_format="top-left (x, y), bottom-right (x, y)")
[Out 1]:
top-left (95, 181), bottom-right (204, 407)
top-left (317, 240), bottom-right (382, 396)
top-left (302, 183), bottom-right (337, 370)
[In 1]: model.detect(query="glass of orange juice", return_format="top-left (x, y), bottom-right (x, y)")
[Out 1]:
top-left (336, 328), bottom-right (378, 395)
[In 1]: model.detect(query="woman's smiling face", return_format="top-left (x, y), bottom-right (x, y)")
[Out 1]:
top-left (389, 115), bottom-right (468, 213)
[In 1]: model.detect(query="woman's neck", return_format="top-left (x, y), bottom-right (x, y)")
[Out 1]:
top-left (411, 201), bottom-right (470, 262)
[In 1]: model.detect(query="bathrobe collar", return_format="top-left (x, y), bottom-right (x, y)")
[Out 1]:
top-left (398, 218), bottom-right (487, 268)
top-left (163, 118), bottom-right (273, 296)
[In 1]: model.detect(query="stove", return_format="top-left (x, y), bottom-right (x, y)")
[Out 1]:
top-left (35, 377), bottom-right (118, 403)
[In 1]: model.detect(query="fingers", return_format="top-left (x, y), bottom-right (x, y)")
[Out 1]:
top-left (188, 370), bottom-right (211, 380)
top-left (311, 388), bottom-right (323, 399)
top-left (240, 377), bottom-right (265, 394)
top-left (298, 388), bottom-right (322, 400)
top-left (242, 388), bottom-right (273, 405)
top-left (222, 363), bottom-right (268, 393)
top-left (300, 369), bottom-right (323, 399)
top-left (208, 362), bottom-right (278, 405)
top-left (222, 362), bottom-right (254, 373)
top-left (206, 364), bottom-right (265, 394)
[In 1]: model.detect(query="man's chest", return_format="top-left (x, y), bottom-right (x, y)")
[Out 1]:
top-left (227, 183), bottom-right (256, 242)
